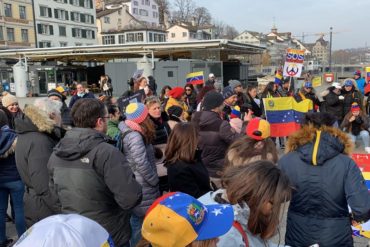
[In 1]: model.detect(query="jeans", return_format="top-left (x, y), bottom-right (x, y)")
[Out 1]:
top-left (130, 214), bottom-right (144, 247)
top-left (0, 180), bottom-right (26, 244)
top-left (349, 130), bottom-right (370, 147)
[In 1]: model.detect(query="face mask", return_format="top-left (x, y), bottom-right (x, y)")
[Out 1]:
top-left (77, 92), bottom-right (85, 97)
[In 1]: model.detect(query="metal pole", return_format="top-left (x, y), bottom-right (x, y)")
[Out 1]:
top-left (329, 27), bottom-right (333, 72)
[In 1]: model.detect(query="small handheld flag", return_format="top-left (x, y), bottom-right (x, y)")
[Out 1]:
top-left (186, 71), bottom-right (204, 85)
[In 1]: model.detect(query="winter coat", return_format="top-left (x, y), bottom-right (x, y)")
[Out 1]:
top-left (68, 92), bottom-right (95, 108)
top-left (119, 122), bottom-right (160, 217)
top-left (0, 126), bottom-right (21, 183)
top-left (294, 88), bottom-right (321, 111)
top-left (278, 125), bottom-right (370, 247)
top-left (198, 189), bottom-right (280, 247)
top-left (14, 105), bottom-right (62, 227)
top-left (341, 87), bottom-right (362, 116)
top-left (236, 92), bottom-right (250, 113)
top-left (166, 157), bottom-right (211, 198)
top-left (341, 111), bottom-right (369, 136)
top-left (356, 77), bottom-right (366, 95)
top-left (192, 111), bottom-right (240, 178)
top-left (61, 102), bottom-right (73, 127)
top-left (245, 94), bottom-right (262, 117)
top-left (150, 113), bottom-right (170, 146)
top-left (47, 128), bottom-right (142, 246)
top-left (321, 89), bottom-right (343, 122)
top-left (185, 92), bottom-right (198, 113)
top-left (106, 119), bottom-right (120, 139)
top-left (165, 97), bottom-right (189, 120)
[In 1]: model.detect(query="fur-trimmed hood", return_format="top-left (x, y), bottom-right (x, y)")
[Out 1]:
top-left (15, 105), bottom-right (55, 134)
top-left (286, 124), bottom-right (353, 166)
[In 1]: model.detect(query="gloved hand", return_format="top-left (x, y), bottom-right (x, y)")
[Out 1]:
top-left (339, 95), bottom-right (345, 100)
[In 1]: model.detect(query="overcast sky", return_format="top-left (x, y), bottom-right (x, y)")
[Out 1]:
top-left (191, 0), bottom-right (367, 50)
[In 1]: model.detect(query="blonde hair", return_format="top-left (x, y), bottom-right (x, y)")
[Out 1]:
top-left (33, 98), bottom-right (62, 116)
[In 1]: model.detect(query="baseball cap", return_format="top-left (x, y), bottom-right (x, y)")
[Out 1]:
top-left (14, 214), bottom-right (114, 247)
top-left (344, 79), bottom-right (354, 87)
top-left (354, 70), bottom-right (361, 76)
top-left (304, 82), bottom-right (313, 88)
top-left (142, 192), bottom-right (234, 247)
top-left (331, 82), bottom-right (342, 89)
top-left (246, 117), bottom-right (271, 140)
top-left (209, 73), bottom-right (215, 78)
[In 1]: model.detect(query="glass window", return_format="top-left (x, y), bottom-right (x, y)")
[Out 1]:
top-left (60, 42), bottom-right (67, 47)
top-left (152, 4), bottom-right (156, 9)
top-left (102, 35), bottom-right (115, 44)
top-left (40, 6), bottom-right (52, 17)
top-left (145, 0), bottom-right (150, 5)
top-left (182, 32), bottom-right (187, 37)
top-left (149, 32), bottom-right (153, 42)
top-left (38, 41), bottom-right (51, 48)
top-left (21, 29), bottom-right (28, 42)
top-left (19, 6), bottom-right (26, 19)
top-left (133, 8), bottom-right (138, 14)
top-left (134, 1), bottom-right (138, 6)
top-left (0, 27), bottom-right (3, 40)
top-left (126, 33), bottom-right (134, 42)
top-left (171, 33), bottom-right (175, 38)
top-left (137, 33), bottom-right (143, 41)
top-left (104, 16), bottom-right (110, 23)
top-left (4, 4), bottom-right (12, 17)
top-left (139, 9), bottom-right (148, 16)
top-left (6, 28), bottom-right (14, 41)
top-left (59, 26), bottom-right (66, 36)
top-left (118, 35), bottom-right (125, 44)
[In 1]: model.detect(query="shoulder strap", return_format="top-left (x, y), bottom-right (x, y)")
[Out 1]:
top-left (117, 130), bottom-right (133, 152)
top-left (232, 221), bottom-right (249, 247)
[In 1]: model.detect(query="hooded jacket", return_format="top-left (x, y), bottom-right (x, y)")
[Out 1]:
top-left (341, 86), bottom-right (362, 116)
top-left (278, 125), bottom-right (370, 247)
top-left (321, 88), bottom-right (343, 121)
top-left (119, 122), bottom-right (159, 217)
top-left (47, 127), bottom-right (142, 246)
top-left (198, 189), bottom-right (280, 247)
top-left (0, 126), bottom-right (21, 183)
top-left (192, 111), bottom-right (239, 178)
top-left (14, 105), bottom-right (62, 227)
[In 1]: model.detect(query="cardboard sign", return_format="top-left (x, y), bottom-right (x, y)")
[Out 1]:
top-left (312, 76), bottom-right (322, 88)
top-left (283, 49), bottom-right (305, 78)
top-left (117, 90), bottom-right (145, 113)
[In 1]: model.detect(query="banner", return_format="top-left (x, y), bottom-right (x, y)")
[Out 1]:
top-left (283, 49), bottom-right (305, 78)
top-left (366, 67), bottom-right (370, 84)
top-left (186, 71), bottom-right (204, 85)
top-left (312, 76), bottom-right (322, 88)
top-left (117, 89), bottom-right (145, 113)
top-left (350, 154), bottom-right (370, 238)
top-left (263, 97), bottom-right (313, 137)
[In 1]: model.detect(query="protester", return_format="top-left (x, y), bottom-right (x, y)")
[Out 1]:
top-left (165, 87), bottom-right (189, 120)
top-left (167, 105), bottom-right (184, 130)
top-left (278, 112), bottom-right (370, 246)
top-left (0, 112), bottom-right (26, 247)
top-left (119, 102), bottom-right (159, 247)
top-left (225, 117), bottom-right (278, 166)
top-left (205, 73), bottom-right (216, 86)
top-left (47, 89), bottom-right (73, 128)
top-left (321, 82), bottom-right (344, 125)
top-left (159, 85), bottom-right (172, 107)
top-left (148, 75), bottom-right (157, 96)
top-left (99, 75), bottom-right (110, 96)
top-left (228, 80), bottom-right (249, 115)
top-left (341, 102), bottom-right (370, 152)
top-left (68, 83), bottom-right (95, 108)
top-left (122, 78), bottom-right (135, 98)
top-left (145, 96), bottom-right (171, 194)
top-left (192, 91), bottom-right (240, 188)
top-left (245, 85), bottom-right (262, 117)
top-left (294, 82), bottom-right (321, 111)
top-left (196, 85), bottom-right (215, 106)
top-left (15, 98), bottom-right (63, 227)
top-left (106, 104), bottom-right (121, 139)
top-left (165, 123), bottom-right (212, 198)
top-left (278, 77), bottom-right (293, 97)
top-left (134, 77), bottom-right (152, 100)
top-left (222, 85), bottom-right (239, 121)
top-left (354, 69), bottom-right (366, 95)
top-left (184, 84), bottom-right (198, 114)
top-left (198, 160), bottom-right (291, 247)
top-left (140, 192), bottom-right (233, 247)
top-left (48, 99), bottom-right (142, 247)
top-left (14, 214), bottom-right (115, 247)
top-left (341, 78), bottom-right (362, 116)
top-left (1, 92), bottom-right (22, 128)
top-left (260, 81), bottom-right (281, 118)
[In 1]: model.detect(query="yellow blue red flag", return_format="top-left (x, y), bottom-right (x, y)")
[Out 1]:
top-left (186, 71), bottom-right (204, 85)
top-left (263, 97), bottom-right (313, 137)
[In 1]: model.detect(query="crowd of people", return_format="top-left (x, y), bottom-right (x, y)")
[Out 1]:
top-left (0, 70), bottom-right (370, 246)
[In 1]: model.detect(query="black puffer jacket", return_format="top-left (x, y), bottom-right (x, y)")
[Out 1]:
top-left (322, 88), bottom-right (343, 122)
top-left (341, 87), bottom-right (362, 116)
top-left (192, 111), bottom-right (239, 178)
top-left (48, 128), bottom-right (142, 246)
top-left (278, 125), bottom-right (370, 247)
top-left (14, 105), bottom-right (62, 227)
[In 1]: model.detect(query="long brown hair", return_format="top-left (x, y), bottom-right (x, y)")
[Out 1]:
top-left (222, 161), bottom-right (291, 239)
top-left (225, 136), bottom-right (278, 166)
top-left (139, 117), bottom-right (156, 144)
top-left (165, 122), bottom-right (198, 164)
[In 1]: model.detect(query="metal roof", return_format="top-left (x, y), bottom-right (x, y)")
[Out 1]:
top-left (0, 39), bottom-right (265, 62)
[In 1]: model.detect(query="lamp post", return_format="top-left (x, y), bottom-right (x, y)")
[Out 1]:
top-left (329, 27), bottom-right (333, 72)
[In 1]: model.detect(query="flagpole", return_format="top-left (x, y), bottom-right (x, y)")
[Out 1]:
top-left (288, 76), bottom-right (292, 94)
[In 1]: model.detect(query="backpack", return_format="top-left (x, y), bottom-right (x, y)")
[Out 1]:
top-left (114, 130), bottom-right (132, 152)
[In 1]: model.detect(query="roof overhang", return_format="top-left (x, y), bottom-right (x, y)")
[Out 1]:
top-left (0, 39), bottom-right (265, 62)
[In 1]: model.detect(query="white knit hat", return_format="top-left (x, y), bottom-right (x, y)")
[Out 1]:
top-left (1, 92), bottom-right (18, 108)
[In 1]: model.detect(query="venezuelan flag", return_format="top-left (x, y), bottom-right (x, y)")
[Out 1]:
top-left (263, 97), bottom-right (313, 137)
top-left (274, 70), bottom-right (283, 84)
top-left (186, 71), bottom-right (204, 85)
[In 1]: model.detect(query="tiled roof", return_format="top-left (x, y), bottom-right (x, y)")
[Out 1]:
top-left (96, 8), bottom-right (119, 18)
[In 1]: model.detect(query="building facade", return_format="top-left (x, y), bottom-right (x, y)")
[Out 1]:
top-left (166, 24), bottom-right (212, 42)
top-left (0, 0), bottom-right (36, 49)
top-left (34, 0), bottom-right (98, 48)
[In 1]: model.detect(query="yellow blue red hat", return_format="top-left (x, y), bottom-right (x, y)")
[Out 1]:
top-left (230, 105), bottom-right (241, 119)
top-left (142, 192), bottom-right (234, 247)
top-left (125, 102), bottom-right (148, 124)
top-left (246, 117), bottom-right (271, 140)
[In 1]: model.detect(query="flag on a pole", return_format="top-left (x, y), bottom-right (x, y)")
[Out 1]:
top-left (263, 97), bottom-right (313, 137)
top-left (274, 69), bottom-right (283, 84)
top-left (186, 71), bottom-right (204, 85)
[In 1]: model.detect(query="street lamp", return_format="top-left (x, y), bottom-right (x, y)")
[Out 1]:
top-left (329, 27), bottom-right (333, 72)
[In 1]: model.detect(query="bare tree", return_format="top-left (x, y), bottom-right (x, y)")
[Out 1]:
top-left (154, 0), bottom-right (170, 26)
top-left (192, 7), bottom-right (212, 27)
top-left (213, 20), bottom-right (225, 39)
top-left (213, 20), bottom-right (238, 39)
top-left (171, 0), bottom-right (195, 23)
top-left (224, 25), bottom-right (239, 39)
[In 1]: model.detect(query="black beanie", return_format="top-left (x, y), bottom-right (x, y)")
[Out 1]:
top-left (167, 105), bottom-right (183, 118)
top-left (47, 89), bottom-right (63, 101)
top-left (203, 91), bottom-right (224, 111)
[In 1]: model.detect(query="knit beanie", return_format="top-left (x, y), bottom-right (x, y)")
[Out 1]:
top-left (229, 80), bottom-right (242, 91)
top-left (47, 89), bottom-right (63, 101)
top-left (230, 105), bottom-right (241, 119)
top-left (351, 102), bottom-right (360, 112)
top-left (1, 92), bottom-right (18, 108)
top-left (125, 103), bottom-right (148, 124)
top-left (168, 87), bottom-right (185, 99)
top-left (246, 117), bottom-right (270, 140)
top-left (167, 105), bottom-right (183, 119)
top-left (222, 86), bottom-right (236, 99)
top-left (203, 91), bottom-right (224, 111)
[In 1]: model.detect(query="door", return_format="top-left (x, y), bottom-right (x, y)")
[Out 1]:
top-left (38, 71), bottom-right (47, 94)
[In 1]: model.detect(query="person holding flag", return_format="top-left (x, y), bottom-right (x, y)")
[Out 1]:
top-left (294, 82), bottom-right (321, 111)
